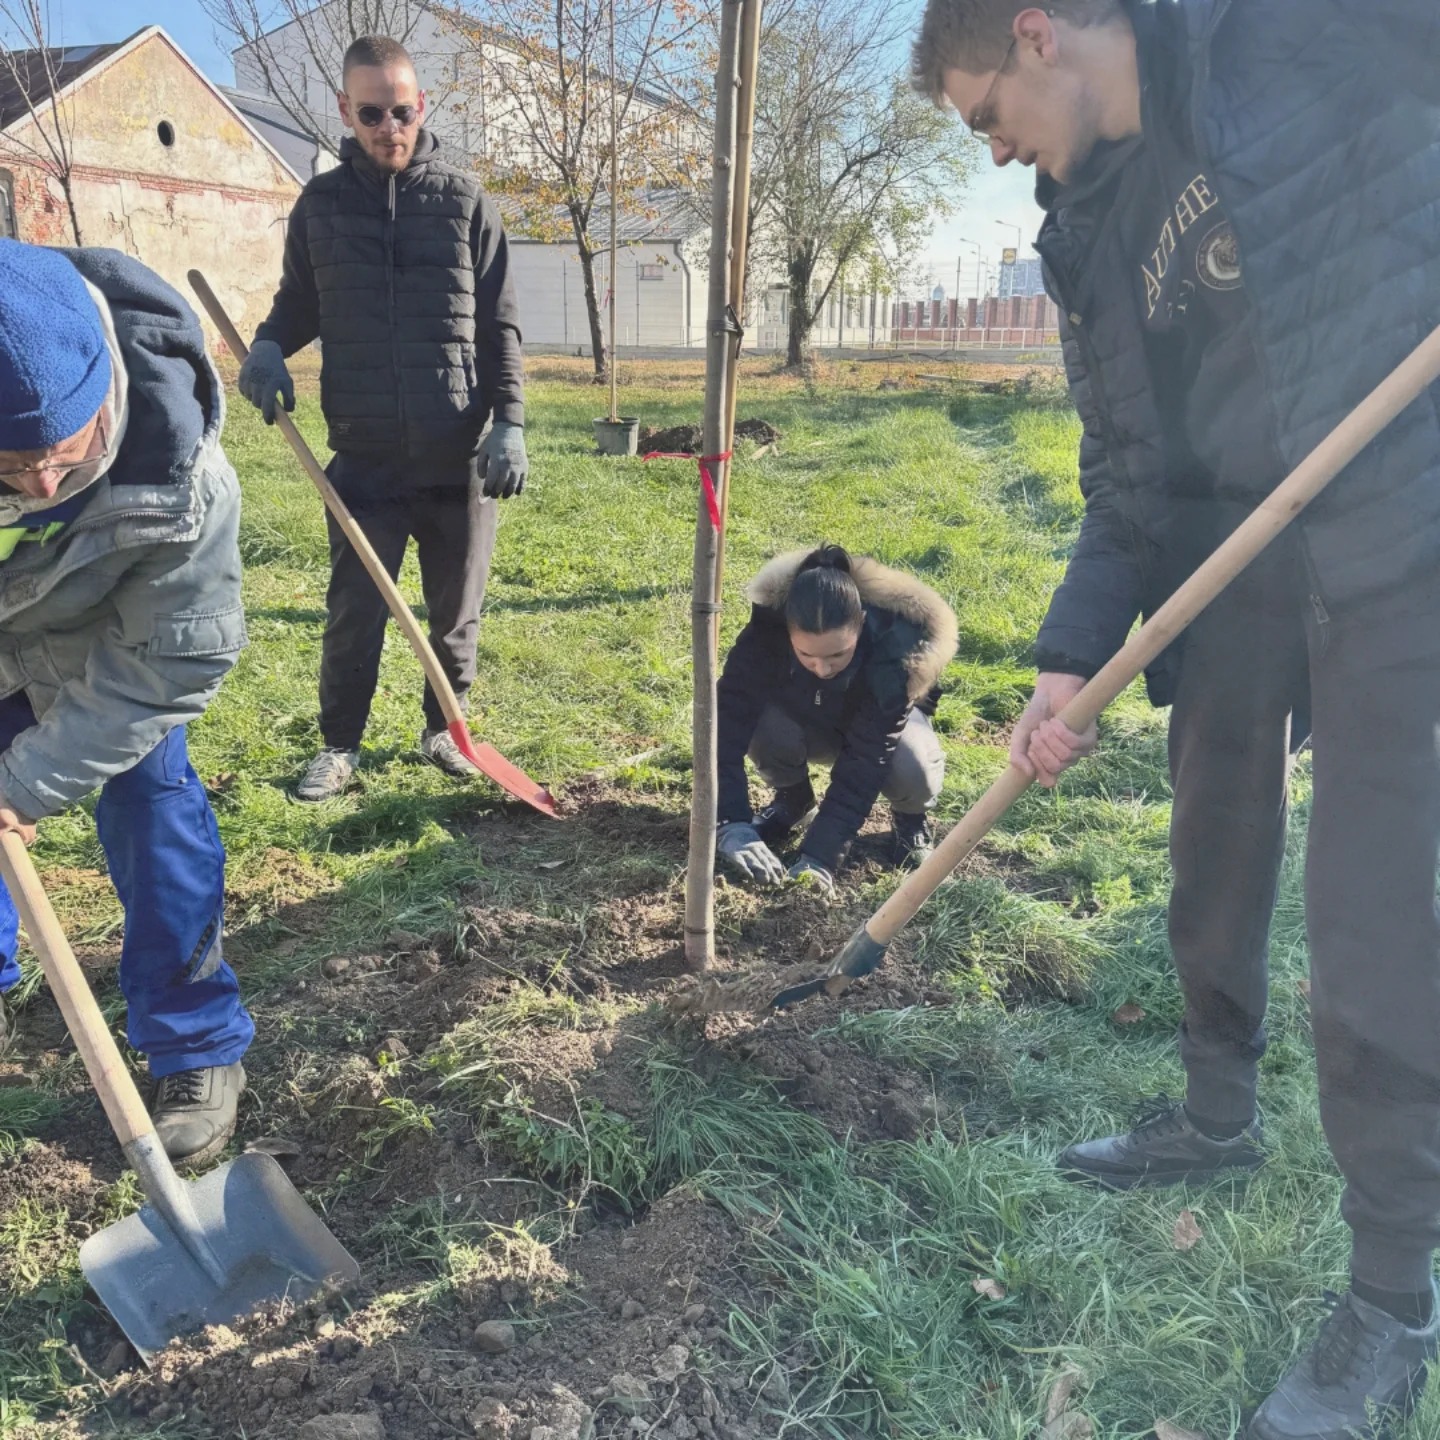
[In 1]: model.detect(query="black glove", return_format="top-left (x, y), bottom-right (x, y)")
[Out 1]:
top-left (478, 422), bottom-right (528, 499)
top-left (237, 340), bottom-right (294, 425)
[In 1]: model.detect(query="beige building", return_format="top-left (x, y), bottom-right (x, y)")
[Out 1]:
top-left (0, 27), bottom-right (301, 341)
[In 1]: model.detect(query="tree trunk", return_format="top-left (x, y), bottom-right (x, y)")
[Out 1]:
top-left (786, 250), bottom-right (814, 368)
top-left (575, 239), bottom-right (608, 383)
top-left (59, 173), bottom-right (82, 246)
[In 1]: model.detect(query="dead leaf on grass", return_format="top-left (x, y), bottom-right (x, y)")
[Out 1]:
top-left (1112, 1003), bottom-right (1146, 1026)
top-left (1044, 1371), bottom-right (1086, 1425)
top-left (971, 1277), bottom-right (1006, 1301)
top-left (1297, 978), bottom-right (1312, 1000)
top-left (1154, 1420), bottom-right (1209, 1440)
top-left (1172, 1208), bottom-right (1204, 1251)
top-left (536, 860), bottom-right (566, 870)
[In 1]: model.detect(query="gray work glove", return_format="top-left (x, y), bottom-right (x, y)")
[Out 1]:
top-left (478, 421), bottom-right (528, 499)
top-left (237, 340), bottom-right (295, 425)
top-left (717, 821), bottom-right (786, 887)
top-left (788, 856), bottom-right (835, 896)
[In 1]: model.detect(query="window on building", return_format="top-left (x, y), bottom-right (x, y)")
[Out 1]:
top-left (156, 120), bottom-right (176, 147)
top-left (0, 171), bottom-right (13, 239)
top-left (637, 263), bottom-right (665, 281)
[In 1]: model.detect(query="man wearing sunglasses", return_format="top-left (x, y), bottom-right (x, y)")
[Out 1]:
top-left (0, 240), bottom-right (252, 1166)
top-left (240, 34), bottom-right (527, 802)
top-left (914, 2), bottom-right (1440, 1438)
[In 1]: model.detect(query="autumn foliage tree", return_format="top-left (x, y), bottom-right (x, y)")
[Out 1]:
top-left (442, 0), bottom-right (708, 381)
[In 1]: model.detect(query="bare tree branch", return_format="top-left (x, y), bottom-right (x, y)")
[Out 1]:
top-left (0, 0), bottom-right (83, 242)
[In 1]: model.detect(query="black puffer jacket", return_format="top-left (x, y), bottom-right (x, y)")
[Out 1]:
top-left (717, 553), bottom-right (958, 872)
top-left (254, 130), bottom-right (524, 461)
top-left (1033, 0), bottom-right (1440, 704)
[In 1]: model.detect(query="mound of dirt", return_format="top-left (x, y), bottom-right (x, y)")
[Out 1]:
top-left (637, 420), bottom-right (780, 455)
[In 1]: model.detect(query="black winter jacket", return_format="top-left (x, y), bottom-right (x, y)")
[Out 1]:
top-left (1033, 0), bottom-right (1440, 704)
top-left (254, 130), bottom-right (524, 461)
top-left (717, 553), bottom-right (958, 872)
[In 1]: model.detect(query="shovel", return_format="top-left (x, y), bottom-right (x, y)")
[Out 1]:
top-left (186, 270), bottom-right (559, 820)
top-left (0, 831), bottom-right (360, 1359)
top-left (668, 320), bottom-right (1440, 1017)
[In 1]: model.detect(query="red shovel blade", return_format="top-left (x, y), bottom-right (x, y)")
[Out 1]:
top-left (448, 719), bottom-right (559, 818)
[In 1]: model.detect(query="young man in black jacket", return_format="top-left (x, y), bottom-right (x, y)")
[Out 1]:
top-left (914, 2), bottom-right (1440, 1437)
top-left (239, 35), bottom-right (527, 801)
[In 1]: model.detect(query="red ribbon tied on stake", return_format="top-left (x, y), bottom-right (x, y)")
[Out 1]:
top-left (642, 450), bottom-right (732, 531)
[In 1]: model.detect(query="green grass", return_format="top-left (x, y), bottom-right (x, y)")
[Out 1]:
top-left (0, 358), bottom-right (1415, 1440)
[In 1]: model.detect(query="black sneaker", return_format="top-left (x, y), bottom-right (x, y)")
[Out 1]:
top-left (754, 782), bottom-right (817, 848)
top-left (150, 1063), bottom-right (246, 1168)
top-left (1248, 1287), bottom-right (1440, 1439)
top-left (1057, 1094), bottom-right (1264, 1190)
top-left (890, 811), bottom-right (935, 868)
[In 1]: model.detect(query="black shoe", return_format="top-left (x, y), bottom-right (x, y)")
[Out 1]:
top-left (1248, 1287), bottom-right (1440, 1439)
top-left (1057, 1094), bottom-right (1264, 1190)
top-left (754, 782), bottom-right (817, 848)
top-left (150, 1063), bottom-right (246, 1168)
top-left (890, 811), bottom-right (934, 868)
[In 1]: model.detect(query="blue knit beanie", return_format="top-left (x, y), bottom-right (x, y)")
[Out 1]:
top-left (0, 239), bottom-right (111, 452)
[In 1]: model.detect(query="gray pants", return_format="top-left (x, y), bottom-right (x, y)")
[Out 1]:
top-left (319, 452), bottom-right (497, 750)
top-left (1169, 532), bottom-right (1440, 1293)
top-left (748, 704), bottom-right (944, 814)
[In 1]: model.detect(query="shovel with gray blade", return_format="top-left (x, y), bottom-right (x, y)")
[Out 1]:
top-left (0, 831), bottom-right (360, 1360)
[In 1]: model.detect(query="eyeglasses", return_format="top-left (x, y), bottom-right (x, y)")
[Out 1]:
top-left (353, 102), bottom-right (419, 128)
top-left (0, 416), bottom-right (109, 486)
top-left (969, 34), bottom-right (1018, 143)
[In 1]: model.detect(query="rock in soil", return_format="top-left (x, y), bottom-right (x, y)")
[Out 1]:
top-left (297, 1417), bottom-right (386, 1440)
top-left (654, 1345), bottom-right (690, 1382)
top-left (473, 1319), bottom-right (517, 1353)
top-left (606, 1373), bottom-right (652, 1415)
top-left (531, 1383), bottom-right (595, 1440)
top-left (619, 1299), bottom-right (646, 1321)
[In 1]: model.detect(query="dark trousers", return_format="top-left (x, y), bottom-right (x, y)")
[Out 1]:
top-left (319, 452), bottom-right (497, 750)
top-left (1168, 532), bottom-right (1440, 1293)
top-left (0, 695), bottom-right (252, 1077)
top-left (748, 704), bottom-right (945, 814)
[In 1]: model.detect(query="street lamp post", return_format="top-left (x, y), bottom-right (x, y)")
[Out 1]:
top-left (960, 237), bottom-right (984, 345)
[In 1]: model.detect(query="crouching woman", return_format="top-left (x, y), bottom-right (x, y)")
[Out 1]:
top-left (715, 545), bottom-right (957, 894)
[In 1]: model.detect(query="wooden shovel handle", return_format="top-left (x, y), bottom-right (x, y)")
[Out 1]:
top-left (187, 270), bottom-right (463, 728)
top-left (863, 321), bottom-right (1440, 949)
top-left (0, 831), bottom-right (154, 1146)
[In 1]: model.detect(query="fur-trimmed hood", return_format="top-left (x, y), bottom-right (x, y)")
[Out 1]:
top-left (747, 550), bottom-right (959, 705)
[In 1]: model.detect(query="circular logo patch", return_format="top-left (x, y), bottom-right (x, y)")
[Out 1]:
top-left (1197, 222), bottom-right (1242, 290)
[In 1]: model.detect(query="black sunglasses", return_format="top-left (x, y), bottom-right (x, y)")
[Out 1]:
top-left (353, 102), bottom-right (419, 128)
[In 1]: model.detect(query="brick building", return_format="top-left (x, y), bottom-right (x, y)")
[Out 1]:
top-left (0, 27), bottom-right (300, 341)
top-left (891, 292), bottom-right (1060, 347)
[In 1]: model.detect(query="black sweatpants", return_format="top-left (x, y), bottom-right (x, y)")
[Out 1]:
top-left (318, 451), bottom-right (497, 750)
top-left (1167, 531), bottom-right (1440, 1294)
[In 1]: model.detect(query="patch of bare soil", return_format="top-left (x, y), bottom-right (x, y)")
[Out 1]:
top-left (637, 420), bottom-right (781, 455)
top-left (3, 778), bottom-right (977, 1438)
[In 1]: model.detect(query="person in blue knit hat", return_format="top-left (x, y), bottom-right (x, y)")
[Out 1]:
top-left (0, 238), bottom-right (252, 1166)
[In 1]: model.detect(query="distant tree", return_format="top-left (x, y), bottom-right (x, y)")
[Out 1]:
top-left (747, 0), bottom-right (970, 365)
top-left (202, 0), bottom-right (432, 157)
top-left (443, 0), bottom-right (708, 380)
top-left (0, 0), bottom-right (83, 243)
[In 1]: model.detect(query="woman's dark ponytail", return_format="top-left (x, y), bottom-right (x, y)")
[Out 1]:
top-left (784, 545), bottom-right (864, 634)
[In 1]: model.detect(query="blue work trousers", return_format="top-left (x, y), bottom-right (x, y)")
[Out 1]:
top-left (0, 694), bottom-right (253, 1076)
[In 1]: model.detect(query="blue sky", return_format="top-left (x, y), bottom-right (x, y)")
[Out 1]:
top-left (45, 0), bottom-right (1033, 299)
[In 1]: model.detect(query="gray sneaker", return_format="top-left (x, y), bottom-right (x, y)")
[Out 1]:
top-left (1058, 1094), bottom-right (1265, 1190)
top-left (1248, 1287), bottom-right (1440, 1439)
top-left (296, 746), bottom-right (359, 802)
top-left (419, 727), bottom-right (480, 778)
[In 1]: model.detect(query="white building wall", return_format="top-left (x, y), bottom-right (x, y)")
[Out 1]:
top-left (510, 241), bottom-right (697, 348)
